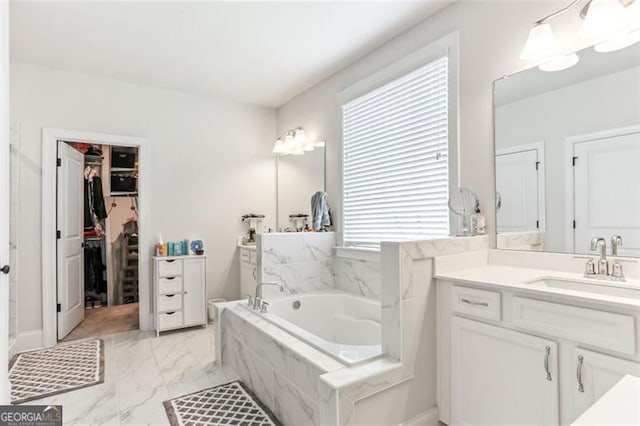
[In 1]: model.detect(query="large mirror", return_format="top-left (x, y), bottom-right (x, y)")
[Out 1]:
top-left (494, 44), bottom-right (640, 257)
top-left (276, 146), bottom-right (326, 230)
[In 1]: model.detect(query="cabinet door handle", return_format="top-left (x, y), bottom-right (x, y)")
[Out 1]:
top-left (166, 294), bottom-right (175, 298)
top-left (165, 277), bottom-right (176, 280)
top-left (544, 346), bottom-right (552, 381)
top-left (460, 298), bottom-right (488, 307)
top-left (166, 259), bottom-right (176, 263)
top-left (252, 267), bottom-right (257, 280)
top-left (577, 355), bottom-right (584, 392)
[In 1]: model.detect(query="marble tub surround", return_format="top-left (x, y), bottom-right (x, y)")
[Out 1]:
top-left (334, 256), bottom-right (381, 299)
top-left (221, 235), bottom-right (490, 425)
top-left (219, 303), bottom-right (346, 426)
top-left (257, 232), bottom-right (336, 296)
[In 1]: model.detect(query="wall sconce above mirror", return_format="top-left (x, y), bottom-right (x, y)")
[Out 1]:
top-left (273, 127), bottom-right (325, 156)
top-left (520, 0), bottom-right (639, 72)
top-left (494, 38), bottom-right (640, 258)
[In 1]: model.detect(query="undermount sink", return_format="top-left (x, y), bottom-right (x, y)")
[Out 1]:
top-left (525, 276), bottom-right (640, 300)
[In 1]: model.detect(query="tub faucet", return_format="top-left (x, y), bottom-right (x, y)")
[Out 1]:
top-left (590, 237), bottom-right (608, 276)
top-left (254, 281), bottom-right (284, 302)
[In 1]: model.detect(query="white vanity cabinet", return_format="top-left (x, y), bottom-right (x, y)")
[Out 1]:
top-left (451, 316), bottom-right (559, 425)
top-left (239, 247), bottom-right (257, 298)
top-left (571, 347), bottom-right (640, 419)
top-left (440, 281), bottom-right (640, 426)
top-left (154, 255), bottom-right (207, 335)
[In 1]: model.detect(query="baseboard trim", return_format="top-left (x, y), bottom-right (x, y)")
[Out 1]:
top-left (16, 329), bottom-right (44, 353)
top-left (400, 407), bottom-right (439, 426)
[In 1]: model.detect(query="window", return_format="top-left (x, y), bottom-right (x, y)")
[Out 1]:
top-left (342, 56), bottom-right (450, 245)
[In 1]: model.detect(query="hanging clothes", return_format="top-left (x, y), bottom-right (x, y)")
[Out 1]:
top-left (84, 241), bottom-right (106, 295)
top-left (84, 169), bottom-right (108, 230)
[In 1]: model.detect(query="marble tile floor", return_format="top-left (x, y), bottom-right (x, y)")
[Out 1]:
top-left (24, 326), bottom-right (239, 425)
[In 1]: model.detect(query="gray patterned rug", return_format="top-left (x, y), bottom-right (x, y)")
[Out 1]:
top-left (164, 381), bottom-right (281, 426)
top-left (9, 339), bottom-right (104, 404)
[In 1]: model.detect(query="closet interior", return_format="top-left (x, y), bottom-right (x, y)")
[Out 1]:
top-left (63, 142), bottom-right (140, 341)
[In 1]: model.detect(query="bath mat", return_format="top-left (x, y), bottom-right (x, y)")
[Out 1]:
top-left (9, 339), bottom-right (104, 404)
top-left (164, 380), bottom-right (281, 426)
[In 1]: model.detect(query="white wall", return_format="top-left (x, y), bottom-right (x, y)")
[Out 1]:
top-left (276, 0), bottom-right (594, 245)
top-left (10, 61), bottom-right (276, 342)
top-left (496, 66), bottom-right (640, 253)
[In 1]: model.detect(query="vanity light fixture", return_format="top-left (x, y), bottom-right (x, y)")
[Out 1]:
top-left (520, 0), bottom-right (639, 72)
top-left (272, 127), bottom-right (321, 156)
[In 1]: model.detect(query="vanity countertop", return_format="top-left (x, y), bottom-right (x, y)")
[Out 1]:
top-left (571, 374), bottom-right (640, 425)
top-left (435, 264), bottom-right (640, 309)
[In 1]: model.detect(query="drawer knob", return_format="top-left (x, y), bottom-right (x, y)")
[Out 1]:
top-left (461, 298), bottom-right (489, 307)
top-left (166, 311), bottom-right (175, 315)
top-left (165, 277), bottom-right (176, 280)
top-left (166, 294), bottom-right (175, 298)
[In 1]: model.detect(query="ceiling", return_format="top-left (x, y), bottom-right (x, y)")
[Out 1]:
top-left (10, 1), bottom-right (453, 108)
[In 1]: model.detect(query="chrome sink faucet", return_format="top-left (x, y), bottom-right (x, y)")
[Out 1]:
top-left (590, 237), bottom-right (608, 276)
top-left (611, 235), bottom-right (623, 257)
top-left (586, 236), bottom-right (625, 281)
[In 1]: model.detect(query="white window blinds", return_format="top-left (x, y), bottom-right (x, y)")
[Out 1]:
top-left (342, 56), bottom-right (450, 245)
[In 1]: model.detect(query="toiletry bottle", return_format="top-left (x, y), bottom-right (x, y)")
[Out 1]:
top-left (471, 207), bottom-right (486, 235)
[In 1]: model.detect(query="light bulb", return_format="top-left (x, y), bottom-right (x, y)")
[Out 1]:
top-left (580, 0), bottom-right (626, 41)
top-left (284, 134), bottom-right (295, 154)
top-left (272, 138), bottom-right (286, 154)
top-left (520, 23), bottom-right (560, 61)
top-left (293, 128), bottom-right (307, 150)
top-left (538, 53), bottom-right (580, 72)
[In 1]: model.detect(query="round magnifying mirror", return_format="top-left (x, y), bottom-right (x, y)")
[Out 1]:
top-left (448, 187), bottom-right (478, 236)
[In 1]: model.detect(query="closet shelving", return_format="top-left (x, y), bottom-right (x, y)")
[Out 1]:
top-left (109, 146), bottom-right (138, 197)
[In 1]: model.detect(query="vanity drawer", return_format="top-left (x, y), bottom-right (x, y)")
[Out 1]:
top-left (452, 286), bottom-right (501, 321)
top-left (158, 293), bottom-right (182, 312)
top-left (158, 276), bottom-right (182, 294)
top-left (158, 310), bottom-right (183, 330)
top-left (512, 297), bottom-right (635, 355)
top-left (157, 259), bottom-right (183, 277)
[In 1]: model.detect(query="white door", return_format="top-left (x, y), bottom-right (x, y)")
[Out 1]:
top-left (57, 142), bottom-right (85, 339)
top-left (451, 316), bottom-right (559, 426)
top-left (183, 258), bottom-right (206, 326)
top-left (496, 148), bottom-right (541, 233)
top-left (573, 131), bottom-right (640, 256)
top-left (570, 347), bottom-right (640, 423)
top-left (0, 0), bottom-right (11, 404)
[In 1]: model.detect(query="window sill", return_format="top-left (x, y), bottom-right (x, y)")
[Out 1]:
top-left (334, 246), bottom-right (381, 262)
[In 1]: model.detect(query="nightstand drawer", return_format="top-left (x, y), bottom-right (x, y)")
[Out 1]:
top-left (158, 311), bottom-right (183, 330)
top-left (158, 293), bottom-right (182, 312)
top-left (452, 285), bottom-right (501, 321)
top-left (158, 276), bottom-right (182, 294)
top-left (157, 259), bottom-right (183, 277)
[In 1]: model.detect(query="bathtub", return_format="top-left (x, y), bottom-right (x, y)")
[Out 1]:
top-left (241, 291), bottom-right (382, 365)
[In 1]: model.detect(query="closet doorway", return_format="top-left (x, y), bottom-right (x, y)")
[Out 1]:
top-left (58, 141), bottom-right (140, 341)
top-left (42, 129), bottom-right (150, 348)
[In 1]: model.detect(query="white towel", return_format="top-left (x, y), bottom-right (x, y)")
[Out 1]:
top-left (311, 191), bottom-right (331, 231)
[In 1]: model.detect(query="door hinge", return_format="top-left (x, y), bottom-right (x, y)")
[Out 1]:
top-left (57, 158), bottom-right (62, 167)
top-left (56, 303), bottom-right (61, 313)
top-left (56, 230), bottom-right (61, 239)
top-left (572, 156), bottom-right (578, 166)
top-left (573, 220), bottom-right (576, 229)
top-left (535, 161), bottom-right (540, 171)
top-left (536, 220), bottom-right (540, 229)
